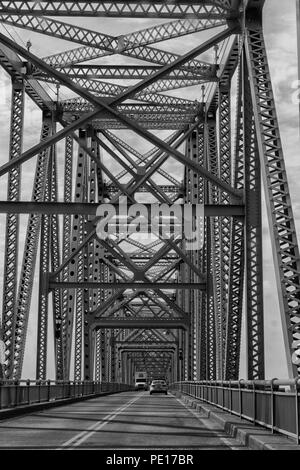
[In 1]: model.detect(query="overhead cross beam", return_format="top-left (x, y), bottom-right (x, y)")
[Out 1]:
top-left (0, 2), bottom-right (235, 18)
top-left (91, 319), bottom-right (188, 329)
top-left (49, 282), bottom-right (206, 291)
top-left (37, 65), bottom-right (217, 81)
top-left (0, 14), bottom-right (225, 66)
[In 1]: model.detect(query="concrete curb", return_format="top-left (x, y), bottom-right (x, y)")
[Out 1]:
top-left (176, 392), bottom-right (300, 450)
top-left (0, 390), bottom-right (127, 421)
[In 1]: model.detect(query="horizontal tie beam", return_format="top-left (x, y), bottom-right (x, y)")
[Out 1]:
top-left (49, 282), bottom-right (207, 291)
top-left (0, 202), bottom-right (245, 217)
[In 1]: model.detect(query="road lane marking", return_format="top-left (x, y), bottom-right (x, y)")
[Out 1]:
top-left (59, 393), bottom-right (142, 449)
top-left (174, 396), bottom-right (242, 450)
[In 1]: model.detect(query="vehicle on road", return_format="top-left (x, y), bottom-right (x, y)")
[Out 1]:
top-left (149, 379), bottom-right (168, 395)
top-left (134, 371), bottom-right (148, 391)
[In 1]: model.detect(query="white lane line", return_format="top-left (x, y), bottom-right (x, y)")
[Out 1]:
top-left (174, 396), bottom-right (242, 450)
top-left (58, 394), bottom-right (142, 449)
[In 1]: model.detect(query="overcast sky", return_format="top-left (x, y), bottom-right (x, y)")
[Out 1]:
top-left (0, 0), bottom-right (299, 380)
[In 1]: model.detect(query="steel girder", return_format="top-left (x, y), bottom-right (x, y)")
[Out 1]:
top-left (0, 15), bottom-right (224, 49)
top-left (183, 130), bottom-right (205, 380)
top-left (205, 116), bottom-right (220, 379)
top-left (84, 137), bottom-right (113, 380)
top-left (95, 329), bottom-right (101, 381)
top-left (218, 85), bottom-right (232, 376)
top-left (36, 128), bottom-right (54, 380)
top-left (44, 43), bottom-right (213, 73)
top-left (0, 14), bottom-right (225, 74)
top-left (36, 123), bottom-right (63, 380)
top-left (1, 79), bottom-right (24, 378)
top-left (65, 132), bottom-right (88, 380)
top-left (49, 139), bottom-right (63, 380)
top-left (0, 2), bottom-right (235, 18)
top-left (91, 319), bottom-right (188, 330)
top-left (13, 115), bottom-right (54, 379)
top-left (60, 136), bottom-right (73, 380)
top-left (0, 43), bottom-right (55, 112)
top-left (243, 49), bottom-right (264, 380)
top-left (197, 128), bottom-right (208, 380)
top-left (224, 62), bottom-right (245, 380)
top-left (39, 65), bottom-right (216, 81)
top-left (184, 142), bottom-right (193, 381)
top-left (58, 85), bottom-right (201, 110)
top-left (245, 9), bottom-right (300, 378)
top-left (50, 282), bottom-right (207, 291)
top-left (119, 346), bottom-right (175, 352)
top-left (81, 137), bottom-right (92, 381)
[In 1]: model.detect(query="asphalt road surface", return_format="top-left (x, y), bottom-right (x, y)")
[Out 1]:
top-left (0, 391), bottom-right (249, 449)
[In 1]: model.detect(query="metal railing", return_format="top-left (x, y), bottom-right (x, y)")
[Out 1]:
top-left (171, 380), bottom-right (300, 444)
top-left (0, 380), bottom-right (133, 411)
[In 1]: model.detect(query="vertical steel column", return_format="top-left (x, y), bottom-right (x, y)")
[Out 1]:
top-left (82, 132), bottom-right (93, 380)
top-left (97, 262), bottom-right (109, 382)
top-left (93, 141), bottom-right (106, 380)
top-left (116, 339), bottom-right (121, 383)
top-left (83, 131), bottom-right (102, 380)
top-left (176, 262), bottom-right (183, 374)
top-left (179, 329), bottom-right (186, 381)
top-left (61, 136), bottom-right (73, 380)
top-left (95, 329), bottom-right (101, 381)
top-left (49, 143), bottom-right (63, 380)
top-left (125, 353), bottom-right (130, 385)
top-left (82, 226), bottom-right (90, 380)
top-left (184, 136), bottom-right (192, 381)
top-left (184, 329), bottom-right (189, 381)
top-left (205, 114), bottom-right (219, 379)
top-left (218, 84), bottom-right (232, 374)
top-left (245, 9), bottom-right (300, 377)
top-left (119, 350), bottom-right (124, 383)
top-left (121, 351), bottom-right (125, 383)
top-left (36, 143), bottom-right (53, 380)
top-left (1, 79), bottom-right (24, 378)
top-left (0, 325), bottom-right (4, 379)
top-left (110, 331), bottom-right (116, 382)
top-left (67, 130), bottom-right (87, 380)
top-left (243, 49), bottom-right (264, 380)
top-left (13, 113), bottom-right (53, 379)
top-left (103, 276), bottom-right (113, 382)
top-left (100, 329), bottom-right (106, 382)
top-left (297, 0), bottom-right (300, 127)
top-left (185, 129), bottom-right (204, 380)
top-left (106, 330), bottom-right (112, 382)
top-left (225, 62), bottom-right (245, 380)
top-left (198, 126), bottom-right (208, 380)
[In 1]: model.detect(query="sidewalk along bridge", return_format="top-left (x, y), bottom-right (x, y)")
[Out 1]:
top-left (0, 0), bottom-right (299, 449)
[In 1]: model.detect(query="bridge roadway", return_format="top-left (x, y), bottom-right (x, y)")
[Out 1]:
top-left (0, 391), bottom-right (248, 450)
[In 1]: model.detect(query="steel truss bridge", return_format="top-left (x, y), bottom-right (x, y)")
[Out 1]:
top-left (0, 0), bottom-right (299, 392)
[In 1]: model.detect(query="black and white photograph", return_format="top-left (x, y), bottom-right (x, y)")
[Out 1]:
top-left (0, 0), bottom-right (299, 460)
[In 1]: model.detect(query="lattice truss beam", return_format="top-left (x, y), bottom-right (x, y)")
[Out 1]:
top-left (0, 0), bottom-right (299, 382)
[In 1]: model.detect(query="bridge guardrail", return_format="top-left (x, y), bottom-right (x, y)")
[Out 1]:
top-left (0, 380), bottom-right (132, 410)
top-left (171, 380), bottom-right (300, 444)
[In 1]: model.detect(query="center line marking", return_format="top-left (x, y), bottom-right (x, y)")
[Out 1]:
top-left (58, 394), bottom-right (142, 449)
